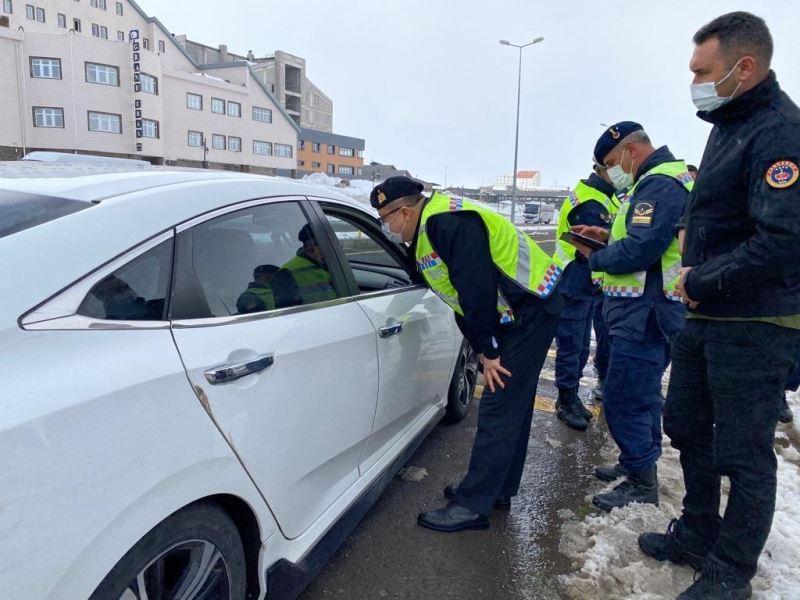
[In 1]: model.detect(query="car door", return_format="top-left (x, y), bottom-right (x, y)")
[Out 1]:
top-left (310, 200), bottom-right (458, 474)
top-left (169, 197), bottom-right (379, 539)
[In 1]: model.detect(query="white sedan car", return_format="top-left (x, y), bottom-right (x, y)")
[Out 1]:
top-left (0, 163), bottom-right (477, 600)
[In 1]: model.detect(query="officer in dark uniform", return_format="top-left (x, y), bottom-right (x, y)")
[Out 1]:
top-left (272, 224), bottom-right (337, 308)
top-left (236, 264), bottom-right (279, 314)
top-left (370, 176), bottom-right (562, 532)
top-left (553, 166), bottom-right (614, 430)
top-left (639, 13), bottom-right (800, 599)
top-left (569, 122), bottom-right (690, 511)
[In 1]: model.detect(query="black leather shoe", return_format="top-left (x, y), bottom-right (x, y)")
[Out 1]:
top-left (592, 465), bottom-right (658, 511)
top-left (779, 393), bottom-right (794, 424)
top-left (417, 503), bottom-right (490, 532)
top-left (594, 462), bottom-right (628, 482)
top-left (677, 554), bottom-right (753, 599)
top-left (443, 484), bottom-right (512, 509)
top-left (556, 388), bottom-right (589, 431)
top-left (638, 518), bottom-right (708, 571)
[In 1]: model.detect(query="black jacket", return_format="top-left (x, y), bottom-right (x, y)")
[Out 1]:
top-left (683, 72), bottom-right (800, 318)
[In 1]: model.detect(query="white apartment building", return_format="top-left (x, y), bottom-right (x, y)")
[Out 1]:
top-left (494, 170), bottom-right (542, 191)
top-left (0, 0), bottom-right (299, 173)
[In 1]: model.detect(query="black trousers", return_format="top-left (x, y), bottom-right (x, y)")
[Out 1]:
top-left (664, 319), bottom-right (800, 580)
top-left (455, 304), bottom-right (559, 515)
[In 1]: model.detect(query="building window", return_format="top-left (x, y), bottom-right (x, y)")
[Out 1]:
top-left (338, 165), bottom-right (354, 175)
top-left (312, 142), bottom-right (321, 153)
top-left (88, 111), bottom-right (122, 134)
top-left (228, 136), bottom-right (241, 152)
top-left (34, 6), bottom-right (44, 21)
top-left (57, 12), bottom-right (66, 27)
top-left (30, 57), bottom-right (62, 79)
top-left (33, 107), bottom-right (64, 128)
top-left (140, 73), bottom-right (157, 95)
top-left (90, 0), bottom-right (106, 8)
top-left (85, 62), bottom-right (119, 86)
top-left (117, 30), bottom-right (124, 41)
top-left (357, 150), bottom-right (365, 159)
top-left (100, 25), bottom-right (108, 39)
top-left (327, 144), bottom-right (335, 155)
top-left (355, 167), bottom-right (363, 176)
top-left (327, 164), bottom-right (335, 174)
top-left (115, 1), bottom-right (122, 15)
top-left (274, 144), bottom-right (293, 158)
top-left (141, 119), bottom-right (159, 139)
top-left (2, 0), bottom-right (12, 15)
top-left (142, 38), bottom-right (150, 50)
top-left (72, 17), bottom-right (81, 32)
top-left (211, 134), bottom-right (226, 150)
top-left (339, 147), bottom-right (354, 157)
top-left (312, 161), bottom-right (320, 168)
top-left (252, 106), bottom-right (272, 123)
top-left (25, 3), bottom-right (33, 19)
top-left (210, 98), bottom-right (225, 114)
top-left (158, 40), bottom-right (165, 53)
top-left (253, 140), bottom-right (272, 156)
top-left (226, 101), bottom-right (241, 118)
top-left (91, 23), bottom-right (100, 37)
top-left (186, 93), bottom-right (202, 110)
top-left (188, 130), bottom-right (203, 147)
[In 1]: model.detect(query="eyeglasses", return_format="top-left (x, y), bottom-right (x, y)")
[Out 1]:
top-left (379, 207), bottom-right (403, 225)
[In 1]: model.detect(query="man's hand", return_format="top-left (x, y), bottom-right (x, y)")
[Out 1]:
top-left (676, 266), bottom-right (699, 309)
top-left (678, 228), bottom-right (686, 255)
top-left (478, 354), bottom-right (512, 393)
top-left (571, 225), bottom-right (610, 242)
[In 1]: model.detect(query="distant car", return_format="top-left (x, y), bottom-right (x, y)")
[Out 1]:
top-left (523, 202), bottom-right (555, 224)
top-left (0, 164), bottom-right (477, 600)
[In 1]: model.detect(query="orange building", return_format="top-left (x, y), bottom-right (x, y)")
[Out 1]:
top-left (297, 128), bottom-right (365, 177)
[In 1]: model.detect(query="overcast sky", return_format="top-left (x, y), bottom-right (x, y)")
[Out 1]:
top-left (137, 0), bottom-right (800, 189)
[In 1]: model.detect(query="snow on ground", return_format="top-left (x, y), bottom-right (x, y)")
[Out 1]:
top-left (558, 391), bottom-right (800, 600)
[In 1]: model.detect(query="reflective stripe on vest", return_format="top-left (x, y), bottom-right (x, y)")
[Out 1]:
top-left (246, 286), bottom-right (275, 310)
top-left (281, 255), bottom-right (337, 304)
top-left (554, 180), bottom-right (613, 270)
top-left (601, 161), bottom-right (693, 301)
top-left (415, 193), bottom-right (561, 321)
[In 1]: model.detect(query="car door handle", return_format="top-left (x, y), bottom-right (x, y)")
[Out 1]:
top-left (378, 323), bottom-right (403, 338)
top-left (204, 354), bottom-right (274, 384)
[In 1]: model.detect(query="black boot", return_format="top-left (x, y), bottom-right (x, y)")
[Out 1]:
top-left (676, 554), bottom-right (752, 599)
top-left (592, 464), bottom-right (658, 511)
top-left (779, 392), bottom-right (794, 424)
top-left (417, 503), bottom-right (490, 532)
top-left (443, 484), bottom-right (511, 509)
top-left (556, 387), bottom-right (589, 431)
top-left (594, 462), bottom-right (628, 482)
top-left (638, 518), bottom-right (710, 571)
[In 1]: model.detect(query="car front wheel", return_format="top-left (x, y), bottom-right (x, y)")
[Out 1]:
top-left (445, 339), bottom-right (479, 423)
top-left (90, 502), bottom-right (247, 600)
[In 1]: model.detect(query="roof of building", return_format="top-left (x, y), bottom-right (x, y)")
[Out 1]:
top-left (299, 129), bottom-right (365, 150)
top-left (516, 171), bottom-right (540, 178)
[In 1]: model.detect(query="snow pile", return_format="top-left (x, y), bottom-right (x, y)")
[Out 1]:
top-left (300, 173), bottom-right (374, 208)
top-left (558, 392), bottom-right (800, 599)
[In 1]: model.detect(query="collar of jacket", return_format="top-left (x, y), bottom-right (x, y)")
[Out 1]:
top-left (583, 172), bottom-right (615, 197)
top-left (633, 145), bottom-right (677, 185)
top-left (697, 70), bottom-right (780, 125)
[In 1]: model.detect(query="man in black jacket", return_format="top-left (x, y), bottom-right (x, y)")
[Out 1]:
top-left (638, 12), bottom-right (800, 599)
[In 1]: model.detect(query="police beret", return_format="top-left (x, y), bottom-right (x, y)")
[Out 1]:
top-left (593, 121), bottom-right (644, 164)
top-left (298, 223), bottom-right (316, 243)
top-left (254, 264), bottom-right (279, 275)
top-left (370, 176), bottom-right (424, 210)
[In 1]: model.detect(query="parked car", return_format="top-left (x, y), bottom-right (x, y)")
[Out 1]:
top-left (0, 163), bottom-right (477, 600)
top-left (523, 202), bottom-right (555, 224)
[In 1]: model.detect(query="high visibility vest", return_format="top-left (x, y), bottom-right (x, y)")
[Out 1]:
top-left (281, 255), bottom-right (337, 304)
top-left (591, 187), bottom-right (630, 286)
top-left (238, 284), bottom-right (276, 312)
top-left (554, 180), bottom-right (613, 269)
top-left (601, 161), bottom-right (694, 301)
top-left (415, 192), bottom-right (561, 323)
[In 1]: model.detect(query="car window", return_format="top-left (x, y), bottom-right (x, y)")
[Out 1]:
top-left (0, 189), bottom-right (92, 239)
top-left (78, 239), bottom-right (173, 321)
top-left (172, 202), bottom-right (341, 319)
top-left (322, 212), bottom-right (414, 293)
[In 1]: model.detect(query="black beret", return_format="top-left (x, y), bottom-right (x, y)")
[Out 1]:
top-left (298, 223), bottom-right (316, 243)
top-left (254, 264), bottom-right (280, 275)
top-left (370, 176), bottom-right (424, 210)
top-left (593, 121), bottom-right (644, 164)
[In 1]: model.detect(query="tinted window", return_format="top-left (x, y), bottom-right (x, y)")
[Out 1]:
top-left (172, 202), bottom-right (341, 319)
top-left (78, 239), bottom-right (173, 321)
top-left (0, 190), bottom-right (91, 238)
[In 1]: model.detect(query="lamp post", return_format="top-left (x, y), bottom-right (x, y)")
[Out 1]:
top-left (500, 36), bottom-right (544, 224)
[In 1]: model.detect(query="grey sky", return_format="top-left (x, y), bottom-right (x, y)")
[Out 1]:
top-left (136, 0), bottom-right (800, 189)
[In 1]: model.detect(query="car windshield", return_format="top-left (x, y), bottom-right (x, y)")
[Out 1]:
top-left (524, 203), bottom-right (539, 212)
top-left (0, 189), bottom-right (92, 239)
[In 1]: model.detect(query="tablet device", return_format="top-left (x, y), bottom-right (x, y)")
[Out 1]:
top-left (559, 231), bottom-right (608, 251)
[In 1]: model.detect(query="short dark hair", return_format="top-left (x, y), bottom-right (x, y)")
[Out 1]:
top-left (687, 164), bottom-right (698, 173)
top-left (694, 11), bottom-right (773, 68)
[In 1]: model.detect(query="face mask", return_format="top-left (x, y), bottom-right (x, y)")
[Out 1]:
top-left (381, 210), bottom-right (406, 244)
top-left (690, 60), bottom-right (743, 112)
top-left (608, 148), bottom-right (634, 191)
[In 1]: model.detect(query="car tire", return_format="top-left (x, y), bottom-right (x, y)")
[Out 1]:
top-left (445, 339), bottom-right (479, 423)
top-left (89, 501), bottom-right (247, 600)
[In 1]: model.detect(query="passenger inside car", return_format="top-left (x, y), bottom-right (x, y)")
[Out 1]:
top-left (272, 224), bottom-right (337, 308)
top-left (236, 264), bottom-right (279, 314)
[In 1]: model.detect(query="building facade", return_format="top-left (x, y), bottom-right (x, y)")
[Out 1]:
top-left (494, 170), bottom-right (542, 191)
top-left (297, 128), bottom-right (364, 177)
top-left (0, 0), bottom-right (299, 173)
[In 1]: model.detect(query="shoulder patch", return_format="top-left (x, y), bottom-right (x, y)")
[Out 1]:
top-left (631, 201), bottom-right (654, 226)
top-left (766, 160), bottom-right (799, 189)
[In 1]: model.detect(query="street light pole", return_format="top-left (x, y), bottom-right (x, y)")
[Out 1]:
top-left (500, 36), bottom-right (544, 224)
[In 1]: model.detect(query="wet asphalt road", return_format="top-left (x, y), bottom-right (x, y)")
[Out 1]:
top-left (301, 247), bottom-right (613, 600)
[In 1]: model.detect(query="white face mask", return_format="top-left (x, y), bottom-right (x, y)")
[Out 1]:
top-left (690, 60), bottom-right (743, 112)
top-left (381, 210), bottom-right (406, 244)
top-left (608, 148), bottom-right (634, 191)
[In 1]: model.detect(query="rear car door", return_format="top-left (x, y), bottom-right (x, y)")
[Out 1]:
top-left (310, 200), bottom-right (458, 473)
top-left (169, 198), bottom-right (379, 539)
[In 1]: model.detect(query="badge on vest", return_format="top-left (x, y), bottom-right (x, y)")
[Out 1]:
top-left (631, 201), bottom-right (654, 226)
top-left (766, 160), bottom-right (799, 189)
